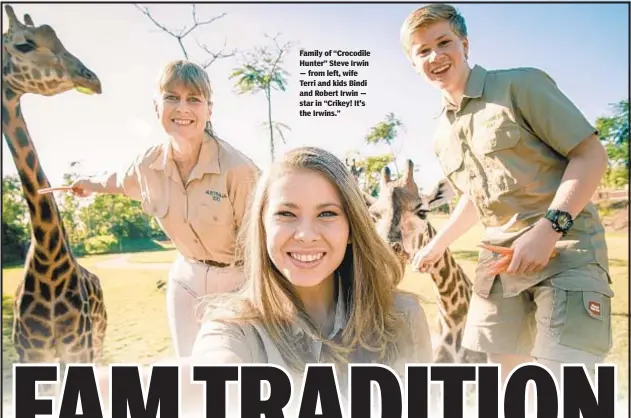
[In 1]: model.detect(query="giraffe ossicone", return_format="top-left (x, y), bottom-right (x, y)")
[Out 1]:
top-left (2, 4), bottom-right (108, 367)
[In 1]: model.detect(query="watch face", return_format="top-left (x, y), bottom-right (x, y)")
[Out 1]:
top-left (557, 213), bottom-right (572, 229)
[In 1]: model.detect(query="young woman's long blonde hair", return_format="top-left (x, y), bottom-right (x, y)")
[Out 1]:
top-left (204, 147), bottom-right (412, 371)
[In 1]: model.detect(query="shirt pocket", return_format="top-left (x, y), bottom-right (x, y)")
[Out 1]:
top-left (435, 138), bottom-right (466, 193)
top-left (472, 123), bottom-right (537, 193)
top-left (141, 192), bottom-right (169, 219)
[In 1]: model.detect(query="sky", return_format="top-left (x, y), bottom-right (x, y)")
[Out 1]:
top-left (2, 2), bottom-right (629, 192)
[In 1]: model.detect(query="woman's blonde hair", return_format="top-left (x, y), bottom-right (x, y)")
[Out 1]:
top-left (155, 59), bottom-right (216, 137)
top-left (204, 146), bottom-right (413, 372)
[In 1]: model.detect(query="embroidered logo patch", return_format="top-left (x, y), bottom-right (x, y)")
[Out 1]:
top-left (206, 190), bottom-right (227, 202)
top-left (588, 301), bottom-right (601, 316)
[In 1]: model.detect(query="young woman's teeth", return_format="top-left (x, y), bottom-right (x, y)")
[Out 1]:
top-left (173, 119), bottom-right (193, 125)
top-left (432, 64), bottom-right (450, 74)
top-left (290, 253), bottom-right (324, 262)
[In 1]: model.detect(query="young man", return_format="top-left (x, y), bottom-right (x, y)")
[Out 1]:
top-left (401, 4), bottom-right (613, 383)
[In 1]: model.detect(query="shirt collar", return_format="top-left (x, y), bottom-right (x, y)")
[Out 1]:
top-left (441, 64), bottom-right (487, 111)
top-left (291, 277), bottom-right (347, 339)
top-left (149, 134), bottom-right (221, 180)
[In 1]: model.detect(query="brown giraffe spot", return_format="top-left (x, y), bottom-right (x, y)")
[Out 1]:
top-left (48, 228), bottom-right (60, 253)
top-left (54, 302), bottom-right (69, 316)
top-left (32, 302), bottom-right (51, 319)
top-left (31, 68), bottom-right (42, 79)
top-left (1, 104), bottom-right (9, 125)
top-left (52, 260), bottom-right (70, 281)
top-left (25, 150), bottom-right (35, 169)
top-left (55, 68), bottom-right (63, 78)
top-left (62, 335), bottom-right (75, 344)
top-left (33, 226), bottom-right (45, 244)
top-left (15, 126), bottom-right (29, 148)
top-left (14, 74), bottom-right (24, 81)
top-left (33, 258), bottom-right (49, 275)
top-left (5, 87), bottom-right (16, 100)
top-left (23, 276), bottom-right (36, 294)
top-left (39, 282), bottom-right (51, 301)
top-left (36, 81), bottom-right (46, 90)
top-left (54, 282), bottom-right (65, 298)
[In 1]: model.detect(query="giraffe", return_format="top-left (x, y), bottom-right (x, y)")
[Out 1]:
top-left (365, 160), bottom-right (487, 364)
top-left (2, 5), bottom-right (108, 366)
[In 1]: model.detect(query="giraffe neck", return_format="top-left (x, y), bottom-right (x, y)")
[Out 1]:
top-left (2, 85), bottom-right (72, 261)
top-left (420, 223), bottom-right (473, 312)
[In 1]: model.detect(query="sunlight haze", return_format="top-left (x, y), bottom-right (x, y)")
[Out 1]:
top-left (2, 3), bottom-right (629, 192)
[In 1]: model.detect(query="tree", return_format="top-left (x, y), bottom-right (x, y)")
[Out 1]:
top-left (596, 99), bottom-right (629, 169)
top-left (2, 175), bottom-right (29, 262)
top-left (365, 113), bottom-right (404, 176)
top-left (134, 4), bottom-right (236, 68)
top-left (230, 34), bottom-right (293, 162)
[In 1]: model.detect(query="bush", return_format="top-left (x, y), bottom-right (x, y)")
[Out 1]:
top-left (84, 234), bottom-right (119, 254)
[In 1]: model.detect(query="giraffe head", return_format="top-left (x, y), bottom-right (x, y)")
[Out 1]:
top-left (2, 5), bottom-right (101, 97)
top-left (365, 159), bottom-right (451, 265)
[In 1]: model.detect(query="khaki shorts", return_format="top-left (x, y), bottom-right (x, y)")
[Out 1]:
top-left (462, 264), bottom-right (613, 369)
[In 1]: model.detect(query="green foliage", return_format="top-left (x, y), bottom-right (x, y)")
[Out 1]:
top-left (603, 165), bottom-right (629, 188)
top-left (84, 234), bottom-right (119, 254)
top-left (365, 113), bottom-right (403, 146)
top-left (2, 294), bottom-right (17, 380)
top-left (596, 99), bottom-right (629, 169)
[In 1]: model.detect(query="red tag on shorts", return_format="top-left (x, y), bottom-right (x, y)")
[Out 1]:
top-left (588, 301), bottom-right (601, 316)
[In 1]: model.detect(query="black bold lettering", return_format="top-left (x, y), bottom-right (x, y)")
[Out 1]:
top-left (298, 365), bottom-right (343, 418)
top-left (111, 365), bottom-right (179, 418)
top-left (58, 365), bottom-right (103, 418)
top-left (241, 365), bottom-right (292, 418)
top-left (405, 366), bottom-right (429, 418)
top-left (14, 364), bottom-right (58, 418)
top-left (350, 365), bottom-right (402, 417)
top-left (504, 364), bottom-right (558, 418)
top-left (478, 365), bottom-right (500, 418)
top-left (193, 365), bottom-right (239, 417)
top-left (563, 365), bottom-right (615, 418)
top-left (431, 365), bottom-right (476, 418)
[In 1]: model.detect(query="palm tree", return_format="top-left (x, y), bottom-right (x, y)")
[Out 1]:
top-left (230, 35), bottom-right (292, 162)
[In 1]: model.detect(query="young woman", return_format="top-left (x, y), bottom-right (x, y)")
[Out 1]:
top-left (72, 60), bottom-right (260, 357)
top-left (190, 146), bottom-right (433, 404)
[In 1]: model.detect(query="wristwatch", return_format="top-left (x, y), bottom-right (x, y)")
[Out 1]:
top-left (544, 209), bottom-right (574, 236)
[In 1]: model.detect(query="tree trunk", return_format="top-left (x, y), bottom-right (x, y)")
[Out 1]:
top-left (266, 87), bottom-right (274, 162)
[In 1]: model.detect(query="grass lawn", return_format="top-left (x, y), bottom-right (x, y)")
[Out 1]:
top-left (2, 214), bottom-right (628, 404)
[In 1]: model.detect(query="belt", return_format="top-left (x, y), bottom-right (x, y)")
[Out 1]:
top-left (197, 259), bottom-right (243, 268)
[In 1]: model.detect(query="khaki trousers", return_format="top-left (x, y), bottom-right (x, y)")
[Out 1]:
top-left (166, 253), bottom-right (246, 357)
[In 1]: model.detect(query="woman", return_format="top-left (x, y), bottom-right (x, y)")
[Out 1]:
top-left (72, 60), bottom-right (260, 357)
top-left (190, 146), bottom-right (434, 408)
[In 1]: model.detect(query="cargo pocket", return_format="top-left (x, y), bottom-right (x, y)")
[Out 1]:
top-left (559, 291), bottom-right (612, 356)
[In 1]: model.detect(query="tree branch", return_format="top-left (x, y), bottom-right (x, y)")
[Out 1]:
top-left (134, 3), bottom-right (234, 66)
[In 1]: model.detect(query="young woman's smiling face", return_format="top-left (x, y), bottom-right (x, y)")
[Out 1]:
top-left (263, 168), bottom-right (350, 289)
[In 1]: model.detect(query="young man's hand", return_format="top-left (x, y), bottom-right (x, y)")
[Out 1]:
top-left (507, 219), bottom-right (562, 275)
top-left (412, 238), bottom-right (448, 273)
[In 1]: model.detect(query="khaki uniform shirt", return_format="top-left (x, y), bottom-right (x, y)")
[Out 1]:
top-left (115, 135), bottom-right (259, 265)
top-left (433, 65), bottom-right (612, 298)
top-left (190, 291), bottom-right (433, 411)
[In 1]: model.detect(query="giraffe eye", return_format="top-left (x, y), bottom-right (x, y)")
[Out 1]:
top-left (15, 40), bottom-right (37, 54)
